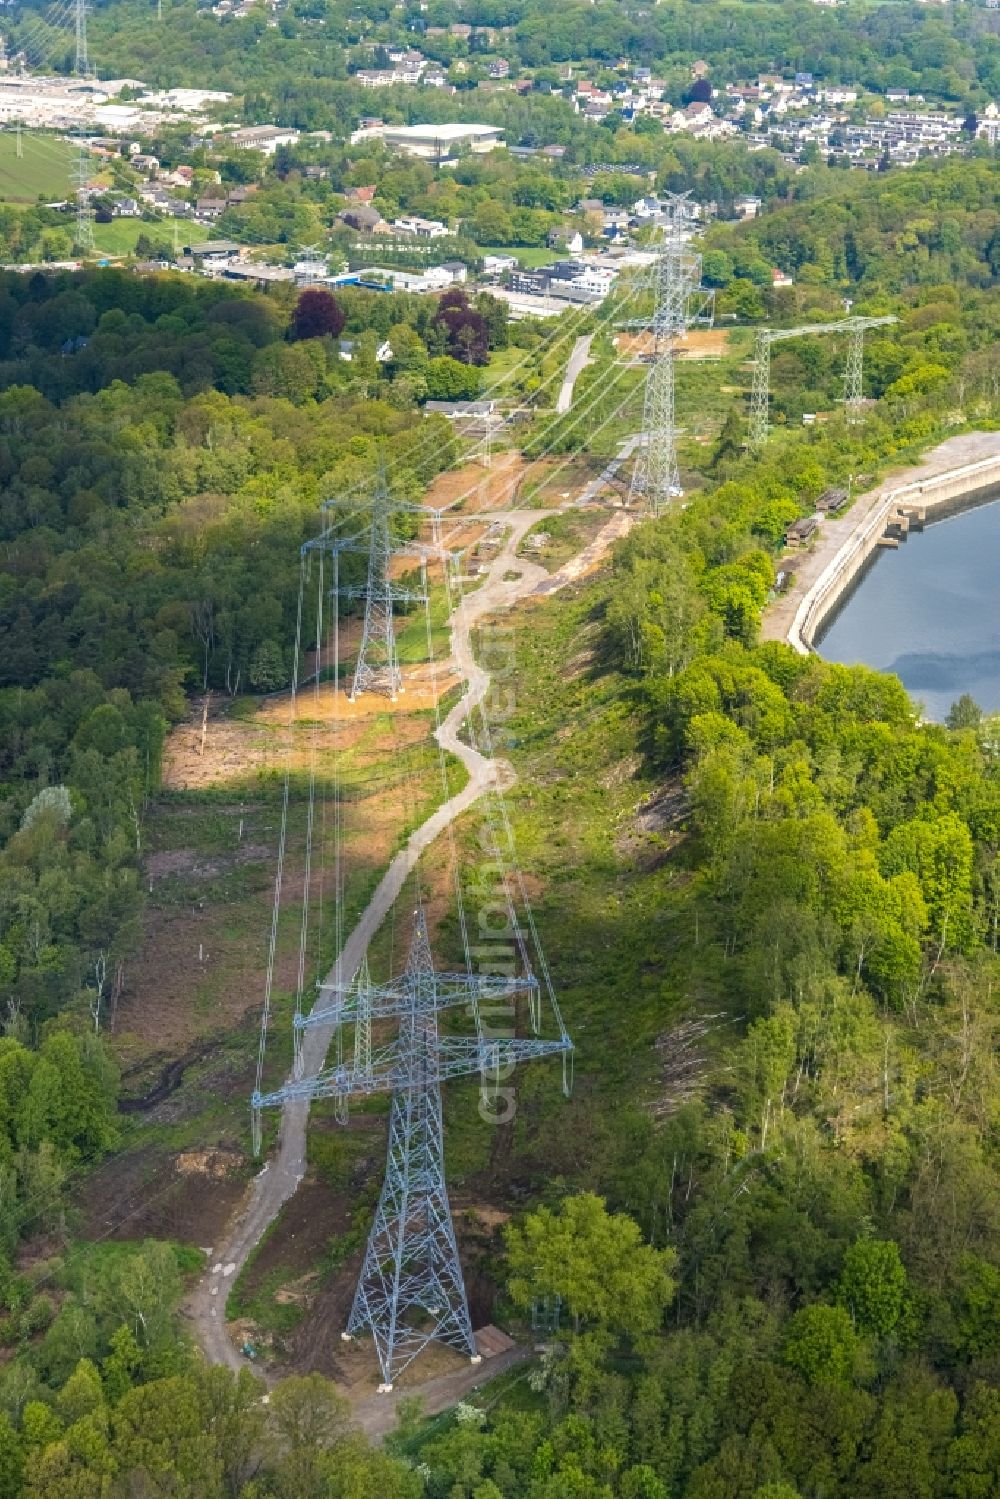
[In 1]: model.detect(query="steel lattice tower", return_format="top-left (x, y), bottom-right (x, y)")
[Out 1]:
top-left (308, 469), bottom-right (445, 702)
top-left (843, 324), bottom-right (867, 423)
top-left (349, 472), bottom-right (406, 699)
top-left (74, 145), bottom-right (94, 255)
top-left (72, 0), bottom-right (95, 257)
top-left (74, 0), bottom-right (89, 76)
top-left (627, 194), bottom-right (714, 516)
top-left (748, 315), bottom-right (898, 450)
top-left (253, 908), bottom-right (572, 1389)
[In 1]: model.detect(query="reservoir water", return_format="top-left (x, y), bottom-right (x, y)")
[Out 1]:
top-left (817, 491), bottom-right (1000, 723)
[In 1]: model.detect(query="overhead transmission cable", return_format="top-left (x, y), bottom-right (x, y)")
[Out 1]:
top-left (319, 273), bottom-right (644, 524)
top-left (252, 561), bottom-right (307, 1155)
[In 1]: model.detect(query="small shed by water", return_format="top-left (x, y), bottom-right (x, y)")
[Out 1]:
top-left (785, 515), bottom-right (819, 547)
top-left (816, 486), bottom-right (848, 513)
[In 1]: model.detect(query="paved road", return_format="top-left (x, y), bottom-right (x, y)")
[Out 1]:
top-left (186, 511), bottom-right (549, 1376)
top-left (556, 334), bottom-right (594, 414)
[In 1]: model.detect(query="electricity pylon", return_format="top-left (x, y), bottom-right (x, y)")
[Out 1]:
top-left (297, 241), bottom-right (327, 285)
top-left (626, 193), bottom-right (714, 515)
top-left (748, 314), bottom-right (898, 449)
top-left (74, 0), bottom-right (90, 76)
top-left (307, 468), bottom-right (445, 701)
top-left (253, 907), bottom-right (573, 1389)
top-left (74, 145), bottom-right (94, 256)
top-left (72, 0), bottom-right (95, 258)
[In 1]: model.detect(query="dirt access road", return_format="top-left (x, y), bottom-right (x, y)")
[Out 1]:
top-left (186, 510), bottom-right (557, 1390)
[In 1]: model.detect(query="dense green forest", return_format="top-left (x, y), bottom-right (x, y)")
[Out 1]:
top-left (0, 123), bottom-right (997, 1496)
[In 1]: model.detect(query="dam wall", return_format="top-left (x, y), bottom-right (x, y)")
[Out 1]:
top-left (787, 452), bottom-right (1000, 655)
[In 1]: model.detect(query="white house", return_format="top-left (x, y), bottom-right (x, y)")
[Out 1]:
top-left (339, 337), bottom-right (393, 362)
top-left (482, 253), bottom-right (518, 276)
top-left (393, 214), bottom-right (449, 238)
top-left (421, 262), bottom-right (467, 290)
top-left (977, 102), bottom-right (1000, 146)
top-left (670, 100), bottom-right (714, 132)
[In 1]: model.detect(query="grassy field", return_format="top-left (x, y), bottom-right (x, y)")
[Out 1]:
top-left (91, 215), bottom-right (213, 257)
top-left (480, 243), bottom-right (558, 269)
top-left (0, 130), bottom-right (75, 202)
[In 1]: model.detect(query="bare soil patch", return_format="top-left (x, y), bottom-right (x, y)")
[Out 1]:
top-left (235, 1170), bottom-right (507, 1391)
top-left (81, 1142), bottom-right (248, 1250)
top-left (618, 327), bottom-right (730, 361)
top-left (424, 452), bottom-right (562, 516)
top-left (162, 683), bottom-right (448, 794)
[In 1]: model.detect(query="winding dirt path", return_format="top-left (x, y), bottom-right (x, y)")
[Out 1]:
top-left (187, 512), bottom-right (549, 1375)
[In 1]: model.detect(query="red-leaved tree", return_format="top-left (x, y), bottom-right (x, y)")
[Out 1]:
top-left (433, 288), bottom-right (489, 366)
top-left (291, 287), bottom-right (347, 341)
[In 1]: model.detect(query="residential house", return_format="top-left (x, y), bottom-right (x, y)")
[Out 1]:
top-left (820, 87), bottom-right (858, 105)
top-left (421, 262), bottom-right (467, 289)
top-left (339, 337), bottom-right (393, 362)
top-left (632, 195), bottom-right (661, 219)
top-left (339, 205), bottom-right (390, 233)
top-left (482, 253), bottom-right (517, 276)
top-left (576, 80), bottom-right (613, 115)
top-left (670, 100), bottom-right (714, 131)
top-left (547, 227), bottom-right (584, 255)
top-left (393, 214), bottom-right (449, 238)
top-left (976, 102), bottom-right (1000, 146)
top-left (161, 164), bottom-right (194, 188)
top-left (355, 69), bottom-right (396, 88)
top-left (424, 399), bottom-right (497, 420)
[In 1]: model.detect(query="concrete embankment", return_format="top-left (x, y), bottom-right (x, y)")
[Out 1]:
top-left (763, 431), bottom-right (1000, 654)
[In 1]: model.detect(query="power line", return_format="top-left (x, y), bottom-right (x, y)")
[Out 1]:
top-left (622, 194), bottom-right (714, 516)
top-left (74, 0), bottom-right (90, 77)
top-left (748, 314), bottom-right (898, 450)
